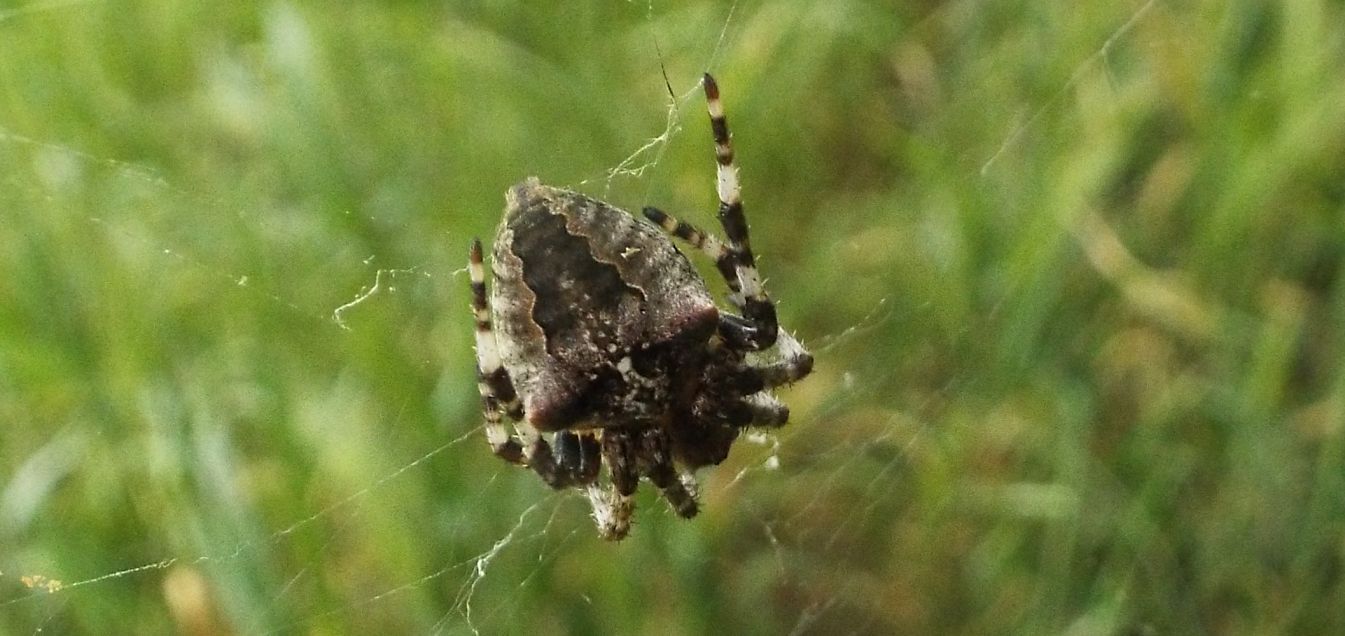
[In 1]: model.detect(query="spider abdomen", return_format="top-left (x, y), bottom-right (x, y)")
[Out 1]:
top-left (490, 178), bottom-right (718, 431)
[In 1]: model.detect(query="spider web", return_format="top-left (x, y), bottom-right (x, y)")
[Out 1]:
top-left (0, 0), bottom-right (1168, 633)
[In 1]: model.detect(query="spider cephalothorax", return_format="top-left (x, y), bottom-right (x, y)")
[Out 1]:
top-left (467, 74), bottom-right (812, 540)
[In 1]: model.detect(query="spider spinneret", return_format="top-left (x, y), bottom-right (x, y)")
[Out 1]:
top-left (467, 73), bottom-right (813, 540)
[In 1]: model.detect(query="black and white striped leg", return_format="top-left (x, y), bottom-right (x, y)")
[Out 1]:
top-left (703, 73), bottom-right (778, 349)
top-left (641, 206), bottom-right (762, 351)
top-left (751, 329), bottom-right (814, 388)
top-left (638, 429), bottom-right (699, 518)
top-left (642, 206), bottom-right (738, 294)
top-left (645, 204), bottom-right (763, 349)
top-left (469, 238), bottom-right (567, 489)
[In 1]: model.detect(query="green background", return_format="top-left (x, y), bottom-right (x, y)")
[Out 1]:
top-left (4, 0), bottom-right (1345, 633)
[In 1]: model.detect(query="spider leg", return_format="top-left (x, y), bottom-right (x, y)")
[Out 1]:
top-left (722, 331), bottom-right (813, 429)
top-left (716, 330), bottom-right (812, 428)
top-left (709, 331), bottom-right (808, 394)
top-left (470, 238), bottom-right (567, 488)
top-left (470, 239), bottom-right (523, 463)
top-left (736, 392), bottom-right (790, 428)
top-left (585, 483), bottom-right (634, 542)
top-left (751, 328), bottom-right (814, 388)
top-left (642, 206), bottom-right (737, 292)
top-left (593, 430), bottom-right (639, 540)
top-left (641, 207), bottom-right (768, 352)
top-left (602, 430), bottom-right (639, 497)
top-left (555, 431), bottom-right (581, 481)
top-left (576, 432), bottom-right (602, 484)
top-left (555, 431), bottom-right (603, 485)
top-left (641, 75), bottom-right (779, 350)
top-left (638, 429), bottom-right (699, 518)
top-left (703, 73), bottom-right (778, 349)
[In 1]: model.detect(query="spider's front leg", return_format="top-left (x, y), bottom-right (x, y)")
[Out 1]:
top-left (749, 328), bottom-right (814, 389)
top-left (643, 73), bottom-right (779, 350)
top-left (703, 72), bottom-right (778, 349)
top-left (642, 205), bottom-right (761, 350)
top-left (469, 238), bottom-right (569, 488)
top-left (734, 329), bottom-right (815, 429)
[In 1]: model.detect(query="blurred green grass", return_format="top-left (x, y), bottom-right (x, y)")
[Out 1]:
top-left (3, 0), bottom-right (1345, 633)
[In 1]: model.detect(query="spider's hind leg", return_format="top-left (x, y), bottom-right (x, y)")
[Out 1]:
top-left (469, 239), bottom-right (568, 488)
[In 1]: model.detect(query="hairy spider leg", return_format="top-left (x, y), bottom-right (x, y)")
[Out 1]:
top-left (641, 205), bottom-right (735, 282)
top-left (739, 393), bottom-right (790, 427)
top-left (704, 332), bottom-right (803, 427)
top-left (598, 431), bottom-right (640, 540)
top-left (593, 427), bottom-right (703, 535)
top-left (584, 483), bottom-right (635, 542)
top-left (703, 72), bottom-right (778, 349)
top-left (641, 74), bottom-right (781, 350)
top-left (752, 328), bottom-right (815, 388)
top-left (469, 240), bottom-right (523, 463)
top-left (641, 205), bottom-right (767, 350)
top-left (578, 433), bottom-right (602, 482)
top-left (637, 204), bottom-right (816, 429)
top-left (638, 429), bottom-right (700, 518)
top-left (469, 238), bottom-right (568, 488)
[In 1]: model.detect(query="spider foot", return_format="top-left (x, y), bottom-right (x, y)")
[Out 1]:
top-left (661, 483), bottom-right (699, 518)
top-left (586, 485), bottom-right (634, 541)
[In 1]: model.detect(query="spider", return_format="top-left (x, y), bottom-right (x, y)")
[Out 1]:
top-left (467, 73), bottom-right (813, 540)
